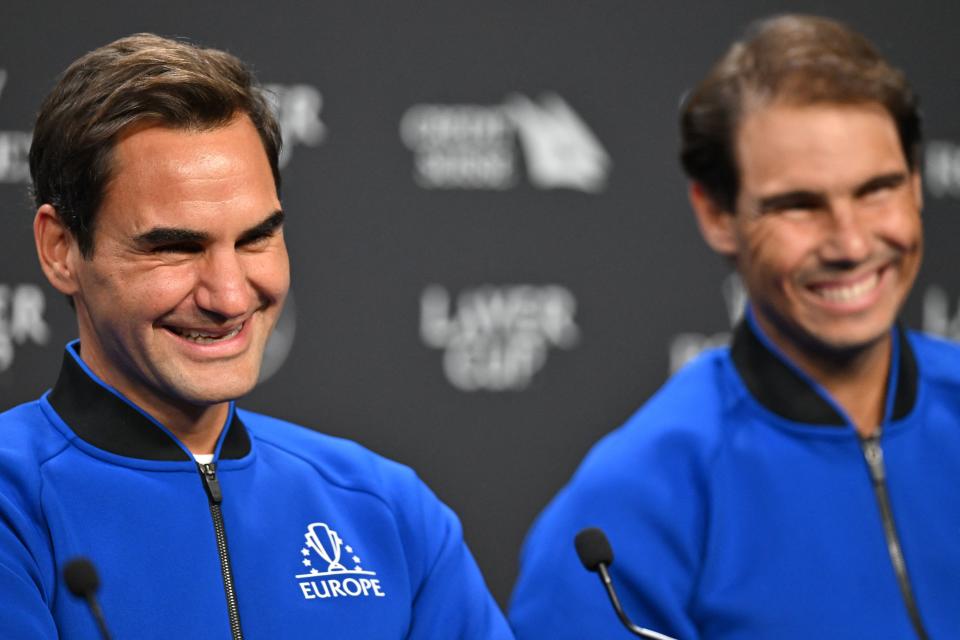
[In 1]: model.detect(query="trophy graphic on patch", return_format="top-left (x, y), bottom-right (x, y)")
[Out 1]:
top-left (305, 522), bottom-right (347, 572)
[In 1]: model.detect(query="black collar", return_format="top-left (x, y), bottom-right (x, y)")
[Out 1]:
top-left (730, 320), bottom-right (917, 426)
top-left (48, 344), bottom-right (251, 461)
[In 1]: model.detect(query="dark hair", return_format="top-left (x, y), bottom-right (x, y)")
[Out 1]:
top-left (679, 14), bottom-right (921, 212)
top-left (29, 33), bottom-right (282, 257)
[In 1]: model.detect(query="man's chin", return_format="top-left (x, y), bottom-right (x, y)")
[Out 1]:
top-left (800, 324), bottom-right (894, 359)
top-left (163, 370), bottom-right (261, 407)
top-left (759, 307), bottom-right (896, 364)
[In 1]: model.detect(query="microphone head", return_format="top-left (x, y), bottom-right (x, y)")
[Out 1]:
top-left (64, 557), bottom-right (100, 597)
top-left (574, 527), bottom-right (614, 572)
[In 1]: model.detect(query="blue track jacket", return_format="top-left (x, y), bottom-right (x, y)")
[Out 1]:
top-left (0, 342), bottom-right (513, 639)
top-left (510, 314), bottom-right (960, 639)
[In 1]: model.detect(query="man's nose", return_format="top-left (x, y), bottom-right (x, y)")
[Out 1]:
top-left (820, 201), bottom-right (872, 264)
top-left (194, 249), bottom-right (251, 319)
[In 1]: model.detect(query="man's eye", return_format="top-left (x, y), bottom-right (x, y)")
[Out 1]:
top-left (153, 243), bottom-right (202, 254)
top-left (237, 234), bottom-right (272, 248)
top-left (763, 202), bottom-right (819, 216)
top-left (778, 205), bottom-right (815, 214)
top-left (861, 184), bottom-right (896, 201)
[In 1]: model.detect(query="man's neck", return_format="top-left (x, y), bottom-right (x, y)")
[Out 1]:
top-left (803, 342), bottom-right (890, 438)
top-left (755, 314), bottom-right (892, 438)
top-left (147, 401), bottom-right (229, 456)
top-left (76, 344), bottom-right (229, 456)
top-left (113, 388), bottom-right (228, 456)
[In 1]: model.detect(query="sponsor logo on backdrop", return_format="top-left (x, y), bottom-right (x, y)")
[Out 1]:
top-left (263, 83), bottom-right (327, 169)
top-left (668, 273), bottom-right (745, 373)
top-left (420, 284), bottom-right (579, 391)
top-left (296, 522), bottom-right (386, 601)
top-left (925, 140), bottom-right (960, 199)
top-left (0, 284), bottom-right (50, 373)
top-left (922, 284), bottom-right (960, 341)
top-left (400, 93), bottom-right (610, 192)
top-left (0, 70), bottom-right (32, 184)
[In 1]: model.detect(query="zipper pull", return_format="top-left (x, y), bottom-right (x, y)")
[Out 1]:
top-left (861, 436), bottom-right (886, 484)
top-left (199, 462), bottom-right (223, 504)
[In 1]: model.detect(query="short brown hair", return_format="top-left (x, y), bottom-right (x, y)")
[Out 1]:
top-left (29, 33), bottom-right (282, 257)
top-left (679, 14), bottom-right (921, 212)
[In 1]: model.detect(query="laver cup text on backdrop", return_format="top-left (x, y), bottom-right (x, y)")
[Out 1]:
top-left (0, 33), bottom-right (512, 639)
top-left (510, 14), bottom-right (960, 639)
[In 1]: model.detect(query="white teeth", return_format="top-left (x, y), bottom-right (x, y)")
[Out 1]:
top-left (173, 323), bottom-right (242, 343)
top-left (814, 272), bottom-right (879, 302)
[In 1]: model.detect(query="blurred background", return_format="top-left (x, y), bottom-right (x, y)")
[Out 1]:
top-left (2, 0), bottom-right (959, 606)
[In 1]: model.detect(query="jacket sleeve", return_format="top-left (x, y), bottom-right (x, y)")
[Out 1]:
top-left (0, 488), bottom-right (58, 638)
top-left (397, 473), bottom-right (514, 640)
top-left (508, 416), bottom-right (710, 640)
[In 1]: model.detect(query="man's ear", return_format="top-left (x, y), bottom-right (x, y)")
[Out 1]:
top-left (688, 182), bottom-right (738, 258)
top-left (34, 204), bottom-right (81, 296)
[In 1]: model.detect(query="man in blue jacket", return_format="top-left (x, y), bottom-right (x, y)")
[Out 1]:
top-left (510, 14), bottom-right (960, 640)
top-left (0, 33), bottom-right (512, 639)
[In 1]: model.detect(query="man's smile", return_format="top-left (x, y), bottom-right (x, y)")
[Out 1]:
top-left (803, 263), bottom-right (890, 308)
top-left (164, 321), bottom-right (246, 344)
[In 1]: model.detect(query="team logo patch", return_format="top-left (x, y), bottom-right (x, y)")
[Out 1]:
top-left (295, 522), bottom-right (387, 600)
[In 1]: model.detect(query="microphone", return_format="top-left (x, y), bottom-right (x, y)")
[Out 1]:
top-left (574, 527), bottom-right (678, 640)
top-left (64, 557), bottom-right (113, 640)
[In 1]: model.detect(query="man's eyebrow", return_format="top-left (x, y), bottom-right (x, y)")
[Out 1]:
top-left (854, 172), bottom-right (907, 197)
top-left (131, 210), bottom-right (284, 247)
top-left (755, 172), bottom-right (910, 213)
top-left (133, 227), bottom-right (209, 246)
top-left (757, 190), bottom-right (826, 213)
top-left (237, 210), bottom-right (284, 244)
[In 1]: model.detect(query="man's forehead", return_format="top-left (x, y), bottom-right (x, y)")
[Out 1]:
top-left (111, 120), bottom-right (261, 176)
top-left (734, 102), bottom-right (907, 194)
top-left (87, 124), bottom-right (280, 251)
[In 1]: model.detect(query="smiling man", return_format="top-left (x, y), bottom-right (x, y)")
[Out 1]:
top-left (510, 15), bottom-right (960, 639)
top-left (0, 34), bottom-right (511, 639)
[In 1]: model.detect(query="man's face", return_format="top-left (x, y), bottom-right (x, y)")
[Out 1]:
top-left (67, 115), bottom-right (289, 414)
top-left (722, 103), bottom-right (922, 358)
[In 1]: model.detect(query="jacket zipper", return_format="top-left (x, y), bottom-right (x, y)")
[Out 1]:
top-left (199, 462), bottom-right (244, 640)
top-left (859, 435), bottom-right (928, 640)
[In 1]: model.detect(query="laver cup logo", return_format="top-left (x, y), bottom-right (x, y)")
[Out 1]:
top-left (668, 273), bottom-right (746, 373)
top-left (421, 284), bottom-right (580, 391)
top-left (296, 522), bottom-right (386, 601)
top-left (0, 284), bottom-right (51, 373)
top-left (925, 140), bottom-right (960, 199)
top-left (306, 523), bottom-right (348, 572)
top-left (0, 70), bottom-right (32, 183)
top-left (923, 284), bottom-right (960, 341)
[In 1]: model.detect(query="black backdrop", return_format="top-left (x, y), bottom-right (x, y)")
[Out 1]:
top-left (2, 0), bottom-right (960, 606)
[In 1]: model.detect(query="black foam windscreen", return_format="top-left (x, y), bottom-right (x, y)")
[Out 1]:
top-left (64, 557), bottom-right (100, 597)
top-left (574, 527), bottom-right (614, 572)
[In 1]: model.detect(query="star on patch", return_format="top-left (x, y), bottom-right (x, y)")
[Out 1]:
top-left (345, 545), bottom-right (353, 554)
top-left (300, 547), bottom-right (310, 556)
top-left (302, 559), bottom-right (311, 567)
top-left (352, 555), bottom-right (361, 564)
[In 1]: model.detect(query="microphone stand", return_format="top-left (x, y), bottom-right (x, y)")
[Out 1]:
top-left (83, 594), bottom-right (113, 640)
top-left (596, 562), bottom-right (677, 640)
